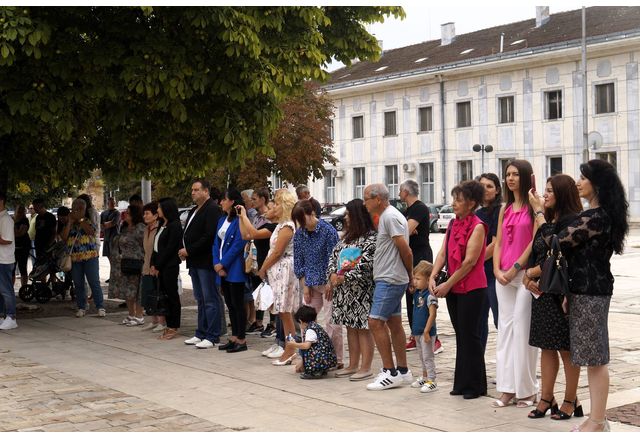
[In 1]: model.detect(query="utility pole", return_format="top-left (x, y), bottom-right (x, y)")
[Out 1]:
top-left (582, 7), bottom-right (589, 164)
top-left (141, 178), bottom-right (151, 204)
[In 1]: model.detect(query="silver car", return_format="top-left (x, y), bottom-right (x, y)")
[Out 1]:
top-left (437, 205), bottom-right (455, 232)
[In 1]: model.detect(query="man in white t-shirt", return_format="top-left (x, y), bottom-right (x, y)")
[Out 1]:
top-left (363, 183), bottom-right (413, 390)
top-left (0, 192), bottom-right (17, 330)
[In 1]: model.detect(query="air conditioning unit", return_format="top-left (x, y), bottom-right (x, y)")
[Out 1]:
top-left (331, 169), bottom-right (344, 178)
top-left (402, 163), bottom-right (416, 173)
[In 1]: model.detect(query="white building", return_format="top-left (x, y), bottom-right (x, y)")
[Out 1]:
top-left (303, 6), bottom-right (640, 219)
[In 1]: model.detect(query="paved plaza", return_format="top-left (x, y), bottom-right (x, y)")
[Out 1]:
top-left (1, 231), bottom-right (640, 432)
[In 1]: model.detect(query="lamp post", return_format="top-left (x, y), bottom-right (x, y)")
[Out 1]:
top-left (472, 144), bottom-right (493, 174)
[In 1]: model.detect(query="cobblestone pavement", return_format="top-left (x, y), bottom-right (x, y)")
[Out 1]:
top-left (0, 352), bottom-right (230, 432)
top-left (607, 403), bottom-right (640, 427)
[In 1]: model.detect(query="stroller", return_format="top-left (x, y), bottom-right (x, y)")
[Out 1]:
top-left (19, 241), bottom-right (74, 304)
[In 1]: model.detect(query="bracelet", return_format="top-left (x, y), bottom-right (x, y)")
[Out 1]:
top-left (535, 211), bottom-right (544, 216)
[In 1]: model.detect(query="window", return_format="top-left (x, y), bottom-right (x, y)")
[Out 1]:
top-left (418, 107), bottom-right (433, 132)
top-left (419, 163), bottom-right (435, 204)
top-left (385, 165), bottom-right (399, 197)
top-left (498, 96), bottom-right (514, 124)
top-left (384, 111), bottom-right (397, 136)
top-left (545, 90), bottom-right (562, 120)
top-left (548, 156), bottom-right (563, 176)
top-left (273, 173), bottom-right (284, 190)
top-left (499, 158), bottom-right (515, 182)
top-left (324, 170), bottom-right (336, 204)
top-left (352, 116), bottom-right (364, 139)
top-left (595, 83), bottom-right (615, 114)
top-left (596, 151), bottom-right (617, 169)
top-left (354, 167), bottom-right (366, 199)
top-left (329, 120), bottom-right (334, 141)
top-left (456, 101), bottom-right (471, 128)
top-left (458, 160), bottom-right (473, 182)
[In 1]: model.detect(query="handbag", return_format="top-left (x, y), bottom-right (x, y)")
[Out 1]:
top-left (141, 275), bottom-right (167, 316)
top-left (435, 223), bottom-right (452, 286)
top-left (121, 258), bottom-right (144, 275)
top-left (244, 242), bottom-right (258, 274)
top-left (539, 234), bottom-right (569, 295)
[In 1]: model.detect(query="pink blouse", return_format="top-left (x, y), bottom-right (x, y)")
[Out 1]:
top-left (499, 204), bottom-right (533, 271)
top-left (447, 214), bottom-right (487, 294)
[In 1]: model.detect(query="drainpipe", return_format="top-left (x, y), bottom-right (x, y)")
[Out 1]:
top-left (439, 75), bottom-right (447, 203)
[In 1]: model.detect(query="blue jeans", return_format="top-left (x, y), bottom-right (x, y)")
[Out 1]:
top-left (71, 257), bottom-right (104, 310)
top-left (0, 263), bottom-right (16, 317)
top-left (479, 274), bottom-right (499, 352)
top-left (370, 280), bottom-right (408, 321)
top-left (190, 267), bottom-right (223, 342)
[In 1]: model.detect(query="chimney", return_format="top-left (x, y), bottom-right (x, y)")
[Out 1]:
top-left (536, 6), bottom-right (550, 27)
top-left (441, 22), bottom-right (455, 46)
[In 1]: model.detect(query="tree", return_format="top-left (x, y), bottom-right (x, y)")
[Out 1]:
top-left (0, 6), bottom-right (404, 195)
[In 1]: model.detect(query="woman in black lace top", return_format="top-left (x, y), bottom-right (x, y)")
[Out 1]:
top-left (525, 175), bottom-right (582, 421)
top-left (530, 160), bottom-right (629, 432)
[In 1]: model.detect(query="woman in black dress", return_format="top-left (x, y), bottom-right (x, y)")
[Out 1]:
top-left (531, 160), bottom-right (629, 432)
top-left (525, 174), bottom-right (582, 420)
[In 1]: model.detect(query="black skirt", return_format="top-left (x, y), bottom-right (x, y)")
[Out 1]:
top-left (529, 293), bottom-right (570, 351)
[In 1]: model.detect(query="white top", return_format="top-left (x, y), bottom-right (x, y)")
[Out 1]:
top-left (0, 209), bottom-right (16, 264)
top-left (304, 328), bottom-right (318, 343)
top-left (154, 226), bottom-right (165, 253)
top-left (373, 206), bottom-right (410, 284)
top-left (218, 220), bottom-right (231, 260)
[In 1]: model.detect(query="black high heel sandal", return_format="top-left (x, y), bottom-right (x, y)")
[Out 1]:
top-left (551, 399), bottom-right (584, 420)
top-left (528, 397), bottom-right (558, 419)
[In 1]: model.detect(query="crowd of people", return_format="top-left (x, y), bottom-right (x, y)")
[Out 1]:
top-left (0, 158), bottom-right (629, 432)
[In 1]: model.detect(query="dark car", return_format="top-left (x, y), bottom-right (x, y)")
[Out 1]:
top-left (320, 205), bottom-right (346, 231)
top-left (427, 203), bottom-right (445, 232)
top-left (389, 198), bottom-right (407, 214)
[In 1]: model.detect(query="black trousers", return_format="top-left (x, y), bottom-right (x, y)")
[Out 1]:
top-left (446, 288), bottom-right (487, 396)
top-left (222, 279), bottom-right (246, 341)
top-left (159, 265), bottom-right (181, 329)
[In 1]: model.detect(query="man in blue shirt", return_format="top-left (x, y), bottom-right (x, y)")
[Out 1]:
top-left (292, 199), bottom-right (342, 365)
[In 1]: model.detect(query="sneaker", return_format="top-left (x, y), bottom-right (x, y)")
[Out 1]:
top-left (366, 369), bottom-right (404, 391)
top-left (399, 369), bottom-right (414, 385)
top-left (97, 308), bottom-right (106, 317)
top-left (0, 317), bottom-right (4, 325)
top-left (260, 323), bottom-right (276, 338)
top-left (261, 344), bottom-right (279, 356)
top-left (152, 324), bottom-right (167, 333)
top-left (0, 317), bottom-right (17, 330)
top-left (75, 309), bottom-right (86, 318)
top-left (121, 316), bottom-right (134, 325)
top-left (411, 377), bottom-right (427, 388)
top-left (126, 317), bottom-right (144, 326)
top-left (405, 337), bottom-right (417, 351)
top-left (246, 322), bottom-right (264, 334)
top-left (195, 339), bottom-right (215, 349)
top-left (420, 380), bottom-right (438, 393)
top-left (433, 338), bottom-right (444, 354)
top-left (184, 336), bottom-right (202, 345)
top-left (266, 345), bottom-right (285, 359)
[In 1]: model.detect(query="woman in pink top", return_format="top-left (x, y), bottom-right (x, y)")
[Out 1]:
top-left (430, 180), bottom-right (487, 399)
top-left (492, 160), bottom-right (539, 408)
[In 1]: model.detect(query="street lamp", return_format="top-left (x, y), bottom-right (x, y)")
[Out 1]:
top-left (473, 143), bottom-right (494, 173)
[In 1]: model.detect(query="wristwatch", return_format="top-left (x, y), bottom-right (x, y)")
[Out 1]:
top-left (513, 262), bottom-right (522, 271)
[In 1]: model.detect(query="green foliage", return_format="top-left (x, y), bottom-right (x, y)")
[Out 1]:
top-left (0, 6), bottom-right (404, 194)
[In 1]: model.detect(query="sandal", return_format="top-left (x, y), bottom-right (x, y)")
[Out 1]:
top-left (159, 328), bottom-right (178, 340)
top-left (552, 399), bottom-right (584, 420)
top-left (335, 368), bottom-right (357, 378)
top-left (571, 417), bottom-right (610, 432)
top-left (492, 393), bottom-right (515, 408)
top-left (528, 397), bottom-right (558, 418)
top-left (516, 395), bottom-right (537, 408)
top-left (349, 371), bottom-right (373, 381)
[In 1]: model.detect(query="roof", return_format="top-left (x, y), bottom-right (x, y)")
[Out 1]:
top-left (326, 6), bottom-right (640, 89)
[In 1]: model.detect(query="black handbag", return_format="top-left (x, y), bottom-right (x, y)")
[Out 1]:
top-left (121, 258), bottom-right (144, 275)
top-left (539, 234), bottom-right (569, 295)
top-left (435, 224), bottom-right (452, 286)
top-left (141, 275), bottom-right (167, 316)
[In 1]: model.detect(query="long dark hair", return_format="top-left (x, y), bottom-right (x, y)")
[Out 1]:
top-left (544, 174), bottom-right (582, 222)
top-left (291, 199), bottom-right (315, 229)
top-left (158, 197), bottom-right (179, 223)
top-left (128, 204), bottom-right (144, 226)
top-left (223, 188), bottom-right (244, 220)
top-left (477, 172), bottom-right (502, 215)
top-left (580, 159), bottom-right (629, 254)
top-left (342, 199), bottom-right (374, 244)
top-left (504, 159), bottom-right (534, 218)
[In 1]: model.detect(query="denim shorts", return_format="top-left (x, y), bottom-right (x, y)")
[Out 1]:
top-left (244, 280), bottom-right (254, 303)
top-left (369, 280), bottom-right (408, 321)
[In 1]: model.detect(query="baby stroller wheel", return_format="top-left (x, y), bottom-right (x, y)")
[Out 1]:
top-left (34, 283), bottom-right (53, 303)
top-left (19, 284), bottom-right (35, 302)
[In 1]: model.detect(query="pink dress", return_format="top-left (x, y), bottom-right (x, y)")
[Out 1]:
top-left (267, 221), bottom-right (301, 313)
top-left (499, 204), bottom-right (533, 271)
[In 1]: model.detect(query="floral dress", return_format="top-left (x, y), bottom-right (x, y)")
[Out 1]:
top-left (327, 230), bottom-right (377, 329)
top-left (301, 321), bottom-right (337, 375)
top-left (267, 221), bottom-right (301, 313)
top-left (108, 222), bottom-right (145, 301)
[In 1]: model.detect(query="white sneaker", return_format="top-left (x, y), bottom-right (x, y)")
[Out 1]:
top-left (195, 339), bottom-right (215, 349)
top-left (76, 309), bottom-right (86, 318)
top-left (152, 324), bottom-right (167, 333)
top-left (126, 317), bottom-right (144, 326)
top-left (184, 336), bottom-right (202, 345)
top-left (366, 369), bottom-right (404, 391)
top-left (261, 344), bottom-right (279, 357)
top-left (266, 345), bottom-right (285, 358)
top-left (0, 317), bottom-right (4, 325)
top-left (121, 316), bottom-right (134, 325)
top-left (420, 380), bottom-right (438, 393)
top-left (97, 308), bottom-right (106, 317)
top-left (0, 317), bottom-right (17, 330)
top-left (411, 377), bottom-right (427, 388)
top-left (400, 369), bottom-right (414, 385)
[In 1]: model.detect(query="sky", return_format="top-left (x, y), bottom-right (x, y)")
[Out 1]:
top-left (328, 0), bottom-right (629, 71)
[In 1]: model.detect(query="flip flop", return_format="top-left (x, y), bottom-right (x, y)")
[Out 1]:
top-left (349, 371), bottom-right (373, 381)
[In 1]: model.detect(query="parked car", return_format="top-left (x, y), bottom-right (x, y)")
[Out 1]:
top-left (179, 206), bottom-right (195, 228)
top-left (427, 203), bottom-right (444, 232)
top-left (389, 198), bottom-right (407, 214)
top-left (437, 205), bottom-right (455, 232)
top-left (321, 205), bottom-right (346, 231)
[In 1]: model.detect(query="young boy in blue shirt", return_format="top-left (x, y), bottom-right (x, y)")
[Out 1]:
top-left (410, 260), bottom-right (438, 393)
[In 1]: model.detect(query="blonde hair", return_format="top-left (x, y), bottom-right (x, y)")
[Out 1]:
top-left (274, 190), bottom-right (297, 224)
top-left (413, 260), bottom-right (433, 278)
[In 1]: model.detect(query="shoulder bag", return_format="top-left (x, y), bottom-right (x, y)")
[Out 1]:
top-left (539, 234), bottom-right (569, 295)
top-left (435, 223), bottom-right (452, 286)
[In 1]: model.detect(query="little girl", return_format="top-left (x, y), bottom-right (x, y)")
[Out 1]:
top-left (287, 305), bottom-right (337, 379)
top-left (411, 260), bottom-right (439, 393)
